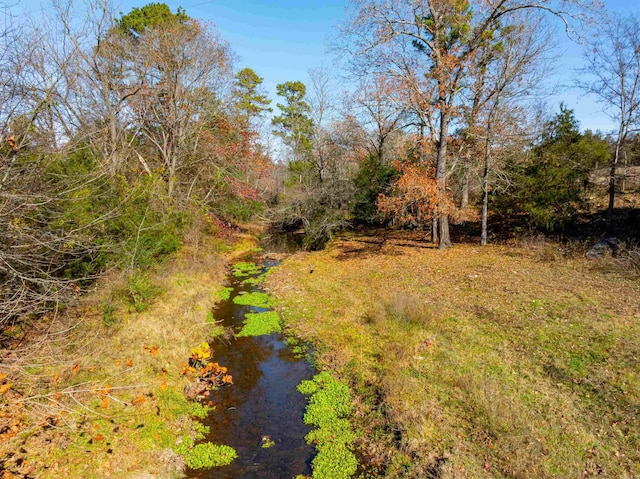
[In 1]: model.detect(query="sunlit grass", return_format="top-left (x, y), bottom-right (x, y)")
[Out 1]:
top-left (268, 232), bottom-right (640, 478)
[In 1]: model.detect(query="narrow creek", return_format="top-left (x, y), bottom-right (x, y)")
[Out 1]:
top-left (186, 257), bottom-right (315, 479)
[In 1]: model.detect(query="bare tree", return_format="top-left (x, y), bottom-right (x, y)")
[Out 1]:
top-left (350, 74), bottom-right (408, 164)
top-left (578, 12), bottom-right (640, 227)
top-left (131, 20), bottom-right (233, 197)
top-left (308, 67), bottom-right (336, 182)
top-left (461, 12), bottom-right (553, 244)
top-left (340, 0), bottom-right (598, 248)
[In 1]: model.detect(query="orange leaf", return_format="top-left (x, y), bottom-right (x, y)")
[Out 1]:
top-left (100, 397), bottom-right (110, 409)
top-left (0, 383), bottom-right (11, 394)
top-left (131, 395), bottom-right (145, 406)
top-left (126, 359), bottom-right (133, 367)
top-left (53, 372), bottom-right (60, 384)
top-left (221, 375), bottom-right (233, 384)
top-left (114, 360), bottom-right (121, 367)
top-left (71, 364), bottom-right (80, 374)
top-left (0, 373), bottom-right (7, 382)
top-left (149, 346), bottom-right (159, 356)
top-left (159, 380), bottom-right (167, 391)
top-left (88, 366), bottom-right (95, 372)
top-left (99, 385), bottom-right (112, 396)
top-left (94, 434), bottom-right (104, 441)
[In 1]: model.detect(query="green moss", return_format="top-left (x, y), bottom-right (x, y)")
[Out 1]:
top-left (183, 443), bottom-right (238, 469)
top-left (236, 311), bottom-right (282, 337)
top-left (232, 292), bottom-right (271, 308)
top-left (298, 372), bottom-right (358, 479)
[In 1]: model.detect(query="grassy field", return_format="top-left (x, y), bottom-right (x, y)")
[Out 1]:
top-left (267, 232), bottom-right (640, 479)
top-left (0, 229), bottom-right (259, 478)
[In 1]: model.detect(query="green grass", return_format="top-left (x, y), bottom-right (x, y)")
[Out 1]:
top-left (236, 311), bottom-right (282, 337)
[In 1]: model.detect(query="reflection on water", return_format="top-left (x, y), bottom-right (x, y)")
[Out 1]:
top-left (187, 259), bottom-right (315, 479)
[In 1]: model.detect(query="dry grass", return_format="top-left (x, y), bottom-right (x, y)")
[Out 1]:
top-left (267, 231), bottom-right (640, 479)
top-left (0, 231), bottom-right (259, 478)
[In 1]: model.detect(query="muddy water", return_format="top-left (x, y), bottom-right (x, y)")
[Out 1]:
top-left (187, 259), bottom-right (315, 479)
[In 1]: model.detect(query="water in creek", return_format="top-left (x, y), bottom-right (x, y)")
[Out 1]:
top-left (186, 258), bottom-right (315, 479)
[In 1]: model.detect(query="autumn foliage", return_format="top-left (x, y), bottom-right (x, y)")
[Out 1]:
top-left (377, 160), bottom-right (457, 228)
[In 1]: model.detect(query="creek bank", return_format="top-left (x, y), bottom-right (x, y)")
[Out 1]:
top-left (0, 231), bottom-right (261, 479)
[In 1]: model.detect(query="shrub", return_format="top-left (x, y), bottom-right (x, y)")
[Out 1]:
top-left (352, 154), bottom-right (398, 225)
top-left (124, 271), bottom-right (162, 312)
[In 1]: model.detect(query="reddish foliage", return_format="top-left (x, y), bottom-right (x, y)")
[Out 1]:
top-left (378, 160), bottom-right (457, 227)
top-left (208, 214), bottom-right (236, 239)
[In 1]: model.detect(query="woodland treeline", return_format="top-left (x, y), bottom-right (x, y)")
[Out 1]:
top-left (1, 0), bottom-right (639, 327)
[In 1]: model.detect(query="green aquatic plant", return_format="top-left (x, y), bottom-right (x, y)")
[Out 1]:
top-left (236, 311), bottom-right (281, 337)
top-left (297, 372), bottom-right (358, 479)
top-left (213, 286), bottom-right (233, 302)
top-left (190, 402), bottom-right (212, 420)
top-left (183, 443), bottom-right (238, 469)
top-left (232, 292), bottom-right (271, 308)
top-left (261, 437), bottom-right (275, 449)
top-left (232, 261), bottom-right (260, 278)
top-left (210, 325), bottom-right (225, 337)
top-left (242, 274), bottom-right (266, 286)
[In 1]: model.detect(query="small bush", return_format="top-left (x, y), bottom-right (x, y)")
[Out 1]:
top-left (124, 271), bottom-right (162, 312)
top-left (215, 195), bottom-right (263, 222)
top-left (101, 302), bottom-right (118, 327)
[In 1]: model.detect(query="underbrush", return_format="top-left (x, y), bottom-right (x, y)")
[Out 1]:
top-left (268, 234), bottom-right (640, 478)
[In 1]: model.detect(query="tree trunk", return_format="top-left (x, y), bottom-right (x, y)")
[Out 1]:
top-left (436, 108), bottom-right (452, 249)
top-left (432, 214), bottom-right (438, 244)
top-left (461, 164), bottom-right (469, 209)
top-left (607, 127), bottom-right (624, 227)
top-left (480, 135), bottom-right (491, 246)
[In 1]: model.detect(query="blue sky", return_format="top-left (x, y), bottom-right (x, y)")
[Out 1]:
top-left (167, 0), bottom-right (638, 134)
top-left (18, 0), bottom-right (640, 133)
